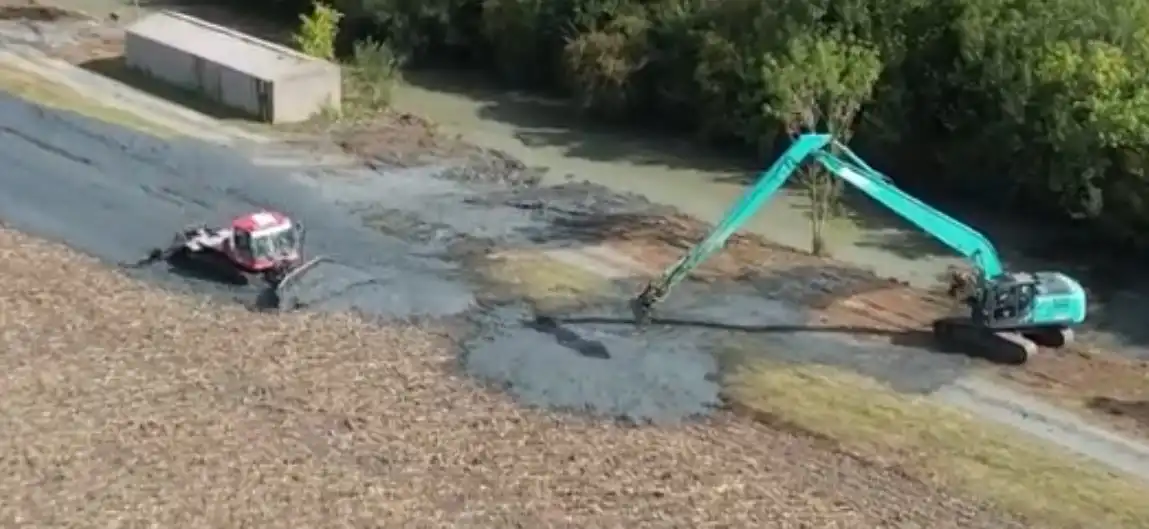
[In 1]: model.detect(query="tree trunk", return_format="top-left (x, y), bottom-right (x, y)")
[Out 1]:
top-left (810, 213), bottom-right (829, 257)
top-left (808, 173), bottom-right (833, 257)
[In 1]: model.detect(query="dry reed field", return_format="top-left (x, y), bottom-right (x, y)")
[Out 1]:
top-left (0, 226), bottom-right (1023, 528)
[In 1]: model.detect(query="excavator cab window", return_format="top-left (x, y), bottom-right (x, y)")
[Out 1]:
top-left (233, 228), bottom-right (280, 262)
top-left (988, 280), bottom-right (1036, 323)
top-left (272, 223), bottom-right (301, 254)
top-left (246, 223), bottom-right (301, 262)
top-left (249, 232), bottom-right (276, 260)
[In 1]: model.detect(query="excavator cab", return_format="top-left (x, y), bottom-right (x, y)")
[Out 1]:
top-left (976, 274), bottom-right (1037, 327)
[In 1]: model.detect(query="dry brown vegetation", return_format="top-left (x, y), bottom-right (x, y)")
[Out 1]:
top-left (0, 227), bottom-right (1030, 527)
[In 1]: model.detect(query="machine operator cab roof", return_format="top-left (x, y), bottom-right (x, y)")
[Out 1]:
top-left (228, 211), bottom-right (303, 272)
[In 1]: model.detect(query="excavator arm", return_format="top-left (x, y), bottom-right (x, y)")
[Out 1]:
top-left (630, 133), bottom-right (833, 323)
top-left (812, 143), bottom-right (1005, 277)
top-left (630, 134), bottom-right (1008, 324)
top-left (630, 133), bottom-right (1086, 364)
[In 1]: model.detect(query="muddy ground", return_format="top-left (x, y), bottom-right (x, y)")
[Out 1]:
top-left (0, 39), bottom-right (1032, 528)
top-left (1, 3), bottom-right (1149, 525)
top-left (0, 81), bottom-right (868, 424)
top-left (2, 0), bottom-right (1147, 446)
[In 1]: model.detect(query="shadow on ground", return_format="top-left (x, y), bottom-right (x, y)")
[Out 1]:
top-left (546, 314), bottom-right (936, 350)
top-left (520, 277), bottom-right (974, 398)
top-left (78, 56), bottom-right (255, 120)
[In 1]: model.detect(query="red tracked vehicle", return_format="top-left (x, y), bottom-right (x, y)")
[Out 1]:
top-left (132, 210), bottom-right (325, 299)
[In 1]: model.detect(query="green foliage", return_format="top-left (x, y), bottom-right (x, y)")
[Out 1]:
top-left (263, 0), bottom-right (1149, 252)
top-left (760, 32), bottom-right (883, 256)
top-left (357, 0), bottom-right (478, 60)
top-left (481, 0), bottom-right (549, 84)
top-left (761, 33), bottom-right (882, 137)
top-left (562, 10), bottom-right (651, 118)
top-left (293, 1), bottom-right (343, 61)
top-left (346, 38), bottom-right (404, 113)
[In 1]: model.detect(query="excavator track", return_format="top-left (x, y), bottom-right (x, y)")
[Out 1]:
top-left (1023, 326), bottom-right (1074, 348)
top-left (932, 317), bottom-right (1037, 365)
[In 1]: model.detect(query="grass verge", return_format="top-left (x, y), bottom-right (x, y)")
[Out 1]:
top-left (722, 356), bottom-right (1149, 529)
top-left (477, 250), bottom-right (618, 312)
top-left (0, 63), bottom-right (177, 137)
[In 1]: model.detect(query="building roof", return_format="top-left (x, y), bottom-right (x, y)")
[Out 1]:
top-left (126, 11), bottom-right (336, 81)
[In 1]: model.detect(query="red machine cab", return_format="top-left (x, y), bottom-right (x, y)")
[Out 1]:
top-left (227, 211), bottom-right (303, 272)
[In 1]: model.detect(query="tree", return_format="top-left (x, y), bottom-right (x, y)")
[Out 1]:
top-left (255, 0), bottom-right (1149, 254)
top-left (293, 1), bottom-right (344, 61)
top-left (562, 11), bottom-right (652, 118)
top-left (1029, 38), bottom-right (1149, 246)
top-left (760, 32), bottom-right (882, 256)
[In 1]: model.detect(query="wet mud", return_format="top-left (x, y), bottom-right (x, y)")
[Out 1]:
top-left (462, 304), bottom-right (723, 424)
top-left (0, 91), bottom-right (975, 424)
top-left (0, 93), bottom-right (475, 319)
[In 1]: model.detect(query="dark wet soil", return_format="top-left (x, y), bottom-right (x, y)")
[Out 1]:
top-left (0, 86), bottom-right (978, 424)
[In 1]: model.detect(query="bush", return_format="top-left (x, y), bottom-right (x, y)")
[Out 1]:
top-left (346, 38), bottom-right (404, 111)
top-left (292, 1), bottom-right (343, 61)
top-left (562, 11), bottom-right (651, 119)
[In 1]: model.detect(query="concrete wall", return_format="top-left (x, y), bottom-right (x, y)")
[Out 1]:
top-left (274, 69), bottom-right (342, 124)
top-left (124, 11), bottom-right (341, 124)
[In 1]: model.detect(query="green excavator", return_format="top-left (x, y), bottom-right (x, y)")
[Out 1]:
top-left (630, 134), bottom-right (1088, 364)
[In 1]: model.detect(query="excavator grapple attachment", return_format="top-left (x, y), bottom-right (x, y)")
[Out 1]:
top-left (630, 283), bottom-right (665, 326)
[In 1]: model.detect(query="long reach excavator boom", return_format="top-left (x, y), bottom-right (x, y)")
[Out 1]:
top-left (630, 134), bottom-right (1088, 364)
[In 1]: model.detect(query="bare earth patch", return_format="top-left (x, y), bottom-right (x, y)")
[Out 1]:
top-left (999, 347), bottom-right (1149, 438)
top-left (0, 227), bottom-right (1027, 527)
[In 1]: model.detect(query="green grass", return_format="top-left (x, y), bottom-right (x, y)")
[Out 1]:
top-left (722, 354), bottom-right (1149, 529)
top-left (477, 249), bottom-right (619, 312)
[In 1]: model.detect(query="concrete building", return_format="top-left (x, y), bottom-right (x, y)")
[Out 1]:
top-left (124, 11), bottom-right (341, 124)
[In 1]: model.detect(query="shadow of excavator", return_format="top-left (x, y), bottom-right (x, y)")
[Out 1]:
top-left (528, 313), bottom-right (950, 361)
top-left (529, 315), bottom-right (612, 359)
